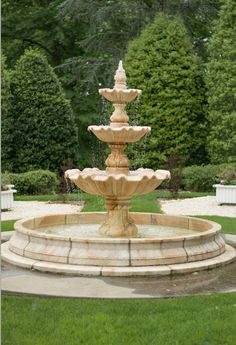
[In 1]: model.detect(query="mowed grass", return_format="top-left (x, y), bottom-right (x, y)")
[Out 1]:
top-left (198, 215), bottom-right (236, 235)
top-left (82, 191), bottom-right (161, 213)
top-left (2, 293), bottom-right (236, 345)
top-left (1, 219), bottom-right (18, 232)
top-left (13, 190), bottom-right (213, 212)
top-left (1, 192), bottom-right (160, 231)
top-left (14, 191), bottom-right (161, 212)
top-left (2, 192), bottom-right (236, 234)
top-left (14, 190), bottom-right (213, 202)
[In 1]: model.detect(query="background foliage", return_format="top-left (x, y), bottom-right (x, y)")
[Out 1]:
top-left (1, 54), bottom-right (12, 171)
top-left (206, 0), bottom-right (236, 163)
top-left (2, 49), bottom-right (79, 173)
top-left (2, 0), bottom-right (235, 174)
top-left (125, 14), bottom-right (208, 168)
top-left (2, 170), bottom-right (59, 195)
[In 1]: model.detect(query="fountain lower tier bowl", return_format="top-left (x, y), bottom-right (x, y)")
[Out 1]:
top-left (65, 168), bottom-right (170, 197)
top-left (3, 212), bottom-right (236, 277)
top-left (88, 125), bottom-right (151, 143)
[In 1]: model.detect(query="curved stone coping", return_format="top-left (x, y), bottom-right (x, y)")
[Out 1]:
top-left (8, 213), bottom-right (225, 267)
top-left (13, 212), bottom-right (221, 241)
top-left (2, 242), bottom-right (236, 277)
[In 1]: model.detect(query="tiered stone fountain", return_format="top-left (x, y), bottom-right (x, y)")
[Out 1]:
top-left (2, 62), bottom-right (236, 276)
top-left (65, 61), bottom-right (170, 238)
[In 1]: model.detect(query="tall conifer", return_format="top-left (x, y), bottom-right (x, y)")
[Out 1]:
top-left (9, 49), bottom-right (79, 172)
top-left (1, 54), bottom-right (12, 171)
top-left (125, 14), bottom-right (207, 168)
top-left (206, 0), bottom-right (236, 163)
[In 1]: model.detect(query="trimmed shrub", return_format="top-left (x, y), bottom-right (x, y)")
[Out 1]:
top-left (1, 170), bottom-right (59, 195)
top-left (8, 48), bottom-right (79, 173)
top-left (125, 14), bottom-right (208, 169)
top-left (218, 167), bottom-right (236, 185)
top-left (182, 164), bottom-right (236, 192)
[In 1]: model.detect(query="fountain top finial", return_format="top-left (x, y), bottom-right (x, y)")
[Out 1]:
top-left (114, 60), bottom-right (127, 89)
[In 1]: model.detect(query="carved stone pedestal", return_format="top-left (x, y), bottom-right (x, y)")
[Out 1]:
top-left (99, 198), bottom-right (137, 237)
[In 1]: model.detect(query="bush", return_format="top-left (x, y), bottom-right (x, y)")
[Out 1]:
top-left (1, 170), bottom-right (59, 195)
top-left (8, 49), bottom-right (79, 173)
top-left (218, 167), bottom-right (236, 185)
top-left (182, 164), bottom-right (236, 192)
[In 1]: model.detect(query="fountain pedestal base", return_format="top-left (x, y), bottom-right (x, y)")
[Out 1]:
top-left (99, 198), bottom-right (137, 237)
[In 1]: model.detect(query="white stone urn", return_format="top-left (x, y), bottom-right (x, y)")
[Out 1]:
top-left (1, 185), bottom-right (17, 210)
top-left (213, 184), bottom-right (236, 205)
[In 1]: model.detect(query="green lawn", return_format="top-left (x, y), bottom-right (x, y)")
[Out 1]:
top-left (14, 190), bottom-right (214, 202)
top-left (2, 293), bottom-right (236, 345)
top-left (198, 215), bottom-right (236, 234)
top-left (2, 191), bottom-right (236, 234)
top-left (1, 219), bottom-right (18, 232)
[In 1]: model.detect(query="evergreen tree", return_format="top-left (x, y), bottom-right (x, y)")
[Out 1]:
top-left (1, 54), bottom-right (12, 171)
top-left (125, 14), bottom-right (208, 169)
top-left (9, 49), bottom-right (79, 172)
top-left (206, 0), bottom-right (236, 163)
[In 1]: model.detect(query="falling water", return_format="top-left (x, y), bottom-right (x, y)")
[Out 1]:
top-left (65, 174), bottom-right (84, 207)
top-left (140, 132), bottom-right (150, 167)
top-left (100, 96), bottom-right (111, 126)
top-left (91, 134), bottom-right (97, 168)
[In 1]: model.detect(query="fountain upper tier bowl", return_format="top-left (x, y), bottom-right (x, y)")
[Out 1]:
top-left (88, 125), bottom-right (151, 143)
top-left (99, 88), bottom-right (141, 103)
top-left (65, 168), bottom-right (170, 198)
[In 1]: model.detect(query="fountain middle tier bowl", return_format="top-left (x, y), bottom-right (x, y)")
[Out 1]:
top-left (88, 125), bottom-right (151, 143)
top-left (65, 168), bottom-right (170, 198)
top-left (99, 88), bottom-right (142, 103)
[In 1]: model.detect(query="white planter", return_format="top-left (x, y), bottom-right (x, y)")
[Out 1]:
top-left (1, 185), bottom-right (17, 210)
top-left (213, 184), bottom-right (236, 205)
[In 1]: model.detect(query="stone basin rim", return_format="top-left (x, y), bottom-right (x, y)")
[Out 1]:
top-left (14, 212), bottom-right (221, 243)
top-left (99, 88), bottom-right (142, 93)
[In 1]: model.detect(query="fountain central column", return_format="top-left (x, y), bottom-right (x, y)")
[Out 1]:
top-left (99, 196), bottom-right (137, 237)
top-left (98, 61), bottom-right (138, 236)
top-left (99, 134), bottom-right (137, 236)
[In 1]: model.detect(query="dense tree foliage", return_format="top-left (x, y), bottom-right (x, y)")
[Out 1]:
top-left (2, 0), bottom-right (85, 67)
top-left (206, 0), bottom-right (236, 163)
top-left (1, 55), bottom-right (12, 171)
top-left (6, 49), bottom-right (79, 173)
top-left (125, 14), bottom-right (208, 169)
top-left (2, 0), bottom-right (230, 169)
top-left (1, 0), bottom-right (223, 169)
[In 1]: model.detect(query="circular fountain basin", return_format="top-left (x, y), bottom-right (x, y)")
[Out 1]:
top-left (3, 212), bottom-right (236, 276)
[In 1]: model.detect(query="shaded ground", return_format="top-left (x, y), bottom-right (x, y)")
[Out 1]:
top-left (1, 261), bottom-right (236, 298)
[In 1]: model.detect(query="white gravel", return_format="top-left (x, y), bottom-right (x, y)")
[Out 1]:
top-left (2, 196), bottom-right (236, 221)
top-left (160, 196), bottom-right (236, 217)
top-left (1, 201), bottom-right (83, 220)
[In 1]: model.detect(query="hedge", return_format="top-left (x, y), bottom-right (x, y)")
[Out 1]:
top-left (1, 170), bottom-right (59, 195)
top-left (182, 163), bottom-right (236, 192)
